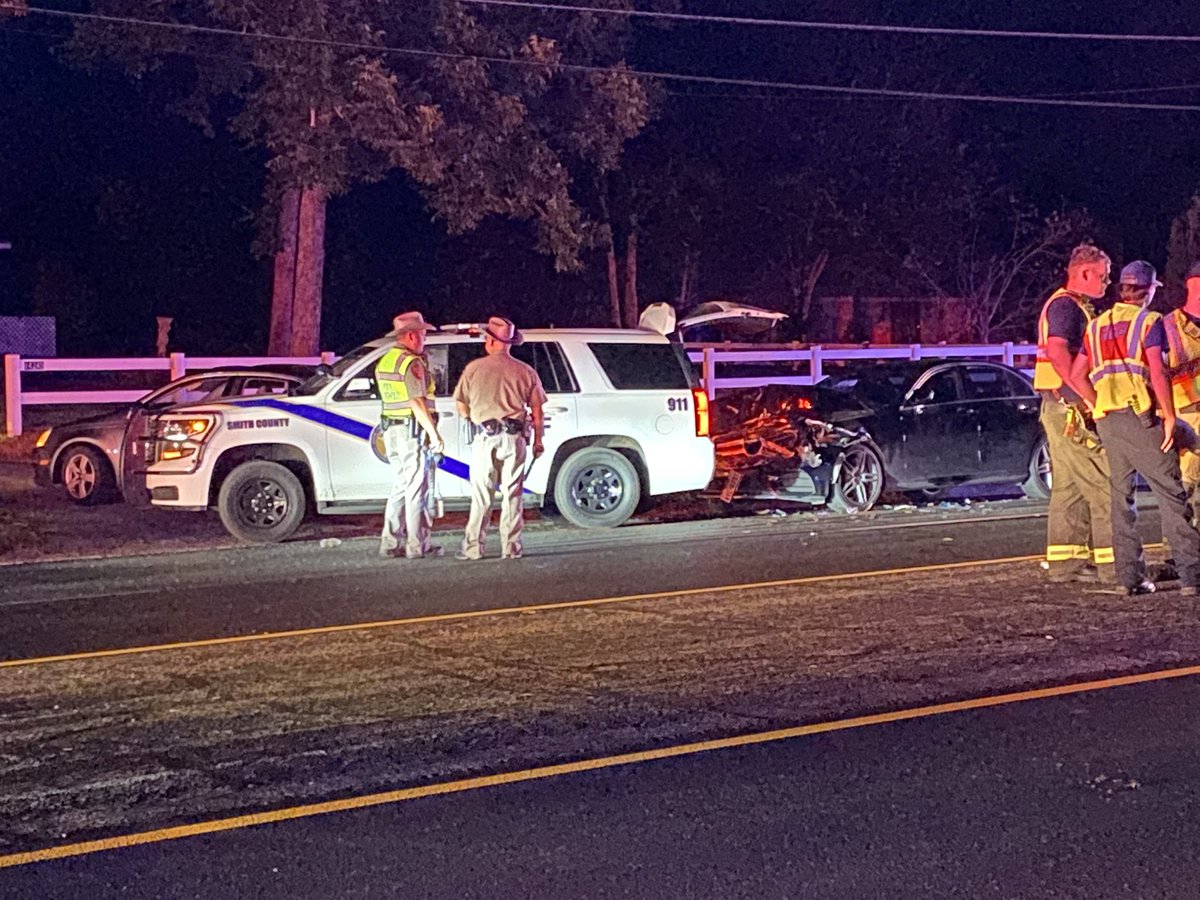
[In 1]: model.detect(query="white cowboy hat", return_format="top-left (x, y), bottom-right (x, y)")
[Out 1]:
top-left (393, 311), bottom-right (437, 334)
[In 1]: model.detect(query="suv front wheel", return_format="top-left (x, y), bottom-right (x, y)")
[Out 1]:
top-left (217, 460), bottom-right (307, 543)
top-left (553, 447), bottom-right (641, 528)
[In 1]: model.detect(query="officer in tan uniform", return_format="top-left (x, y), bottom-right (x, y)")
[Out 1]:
top-left (376, 311), bottom-right (444, 559)
top-left (1033, 243), bottom-right (1115, 582)
top-left (1164, 261), bottom-right (1200, 518)
top-left (452, 317), bottom-right (547, 560)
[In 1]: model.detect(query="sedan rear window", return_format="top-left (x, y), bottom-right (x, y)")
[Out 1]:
top-left (588, 342), bottom-right (695, 390)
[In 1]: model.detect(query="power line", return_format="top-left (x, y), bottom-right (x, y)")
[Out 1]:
top-left (5, 3), bottom-right (1200, 112)
top-left (460, 0), bottom-right (1200, 43)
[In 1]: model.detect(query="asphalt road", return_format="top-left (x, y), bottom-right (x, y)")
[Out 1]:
top-left (2, 497), bottom-right (1195, 898)
top-left (0, 498), bottom-right (1162, 662)
top-left (5, 672), bottom-right (1200, 899)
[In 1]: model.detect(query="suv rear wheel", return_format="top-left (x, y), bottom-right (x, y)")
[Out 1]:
top-left (217, 460), bottom-right (306, 543)
top-left (553, 447), bottom-right (641, 528)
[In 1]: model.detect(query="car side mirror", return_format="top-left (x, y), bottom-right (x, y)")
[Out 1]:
top-left (345, 376), bottom-right (372, 394)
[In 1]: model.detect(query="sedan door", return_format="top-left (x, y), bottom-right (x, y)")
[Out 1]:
top-left (962, 365), bottom-right (1040, 478)
top-left (896, 366), bottom-right (979, 484)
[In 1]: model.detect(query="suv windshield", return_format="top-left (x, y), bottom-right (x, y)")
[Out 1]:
top-left (292, 343), bottom-right (380, 396)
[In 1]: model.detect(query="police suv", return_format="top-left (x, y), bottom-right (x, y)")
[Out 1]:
top-left (141, 326), bottom-right (715, 542)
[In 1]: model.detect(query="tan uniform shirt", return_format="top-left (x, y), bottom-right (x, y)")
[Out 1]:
top-left (453, 353), bottom-right (547, 423)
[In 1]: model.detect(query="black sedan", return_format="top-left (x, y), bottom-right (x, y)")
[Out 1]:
top-left (713, 360), bottom-right (1049, 513)
top-left (33, 368), bottom-right (305, 505)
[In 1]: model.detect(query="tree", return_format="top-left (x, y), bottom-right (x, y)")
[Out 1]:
top-left (64, 0), bottom-right (651, 353)
top-left (905, 193), bottom-right (1092, 342)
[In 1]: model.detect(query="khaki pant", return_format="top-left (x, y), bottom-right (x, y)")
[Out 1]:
top-left (380, 426), bottom-right (434, 557)
top-left (1040, 400), bottom-right (1114, 577)
top-left (1097, 408), bottom-right (1200, 589)
top-left (461, 432), bottom-right (528, 559)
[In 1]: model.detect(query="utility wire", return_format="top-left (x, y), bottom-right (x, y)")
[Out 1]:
top-left (460, 0), bottom-right (1200, 43)
top-left (5, 3), bottom-right (1200, 112)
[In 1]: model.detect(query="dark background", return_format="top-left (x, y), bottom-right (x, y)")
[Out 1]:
top-left (2, 0), bottom-right (1198, 354)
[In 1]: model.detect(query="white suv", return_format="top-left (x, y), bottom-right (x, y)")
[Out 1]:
top-left (142, 327), bottom-right (715, 542)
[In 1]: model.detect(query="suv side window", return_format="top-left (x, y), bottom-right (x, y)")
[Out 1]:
top-left (588, 342), bottom-right (692, 390)
top-left (514, 343), bottom-right (578, 393)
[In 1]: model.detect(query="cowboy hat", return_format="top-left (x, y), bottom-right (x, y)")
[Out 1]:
top-left (484, 316), bottom-right (523, 345)
top-left (392, 311), bottom-right (437, 334)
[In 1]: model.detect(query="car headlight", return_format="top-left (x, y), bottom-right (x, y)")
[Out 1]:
top-left (154, 414), bottom-right (218, 443)
top-left (34, 428), bottom-right (53, 449)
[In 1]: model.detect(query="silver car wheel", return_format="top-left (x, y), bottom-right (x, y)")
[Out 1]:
top-left (63, 451), bottom-right (98, 500)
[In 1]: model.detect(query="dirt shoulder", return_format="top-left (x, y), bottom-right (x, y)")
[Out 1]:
top-left (2, 559), bottom-right (1195, 852)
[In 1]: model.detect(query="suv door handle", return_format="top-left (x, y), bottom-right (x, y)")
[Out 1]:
top-left (546, 406), bottom-right (570, 414)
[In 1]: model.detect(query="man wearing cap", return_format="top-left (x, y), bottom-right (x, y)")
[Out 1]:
top-left (1071, 261), bottom-right (1200, 596)
top-left (1163, 261), bottom-right (1200, 518)
top-left (1033, 243), bottom-right (1115, 582)
top-left (376, 311), bottom-right (445, 559)
top-left (452, 317), bottom-right (547, 560)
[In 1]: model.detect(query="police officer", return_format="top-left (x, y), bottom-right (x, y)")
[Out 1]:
top-left (1033, 243), bottom-right (1115, 582)
top-left (452, 317), bottom-right (547, 560)
top-left (1071, 261), bottom-right (1200, 596)
top-left (376, 311), bottom-right (444, 559)
top-left (1163, 261), bottom-right (1200, 518)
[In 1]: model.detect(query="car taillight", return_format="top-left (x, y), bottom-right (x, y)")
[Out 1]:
top-left (692, 387), bottom-right (710, 437)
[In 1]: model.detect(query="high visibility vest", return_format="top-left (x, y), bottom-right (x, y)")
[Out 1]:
top-left (1163, 309), bottom-right (1200, 413)
top-left (375, 348), bottom-right (434, 418)
top-left (1084, 301), bottom-right (1159, 419)
top-left (1034, 288), bottom-right (1095, 391)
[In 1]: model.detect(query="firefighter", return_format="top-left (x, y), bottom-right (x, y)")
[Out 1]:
top-left (1163, 260), bottom-right (1200, 520)
top-left (1033, 243), bottom-right (1114, 582)
top-left (1071, 261), bottom-right (1200, 596)
top-left (376, 311), bottom-right (444, 559)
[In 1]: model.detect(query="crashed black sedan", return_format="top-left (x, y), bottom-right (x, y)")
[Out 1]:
top-left (711, 360), bottom-right (1050, 513)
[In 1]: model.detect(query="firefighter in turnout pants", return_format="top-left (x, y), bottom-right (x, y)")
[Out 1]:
top-left (1071, 261), bottom-right (1200, 596)
top-left (1034, 243), bottom-right (1115, 582)
top-left (453, 317), bottom-right (547, 560)
top-left (376, 311), bottom-right (445, 559)
top-left (1163, 260), bottom-right (1200, 520)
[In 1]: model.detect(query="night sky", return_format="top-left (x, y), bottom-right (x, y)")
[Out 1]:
top-left (2, 0), bottom-right (1198, 355)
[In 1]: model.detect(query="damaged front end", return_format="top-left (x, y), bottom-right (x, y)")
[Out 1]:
top-left (709, 385), bottom-right (874, 506)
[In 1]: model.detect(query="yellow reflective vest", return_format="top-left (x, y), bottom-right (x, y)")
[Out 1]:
top-left (1084, 301), bottom-right (1160, 419)
top-left (1163, 308), bottom-right (1200, 413)
top-left (1034, 288), bottom-right (1096, 391)
top-left (375, 348), bottom-right (434, 418)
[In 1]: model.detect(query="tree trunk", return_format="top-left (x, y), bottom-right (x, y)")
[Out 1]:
top-left (269, 188), bottom-right (301, 355)
top-left (269, 185), bottom-right (327, 356)
top-left (799, 249), bottom-right (830, 340)
top-left (606, 243), bottom-right (622, 328)
top-left (289, 185), bottom-right (327, 356)
top-left (622, 231), bottom-right (639, 330)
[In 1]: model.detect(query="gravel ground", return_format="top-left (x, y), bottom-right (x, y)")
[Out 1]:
top-left (2, 559), bottom-right (1195, 853)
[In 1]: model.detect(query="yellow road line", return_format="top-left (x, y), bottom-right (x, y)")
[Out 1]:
top-left (3, 660), bottom-right (1198, 870)
top-left (1, 553), bottom-right (1045, 669)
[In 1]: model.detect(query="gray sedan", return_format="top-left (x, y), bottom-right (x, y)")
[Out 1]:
top-left (33, 369), bottom-right (305, 505)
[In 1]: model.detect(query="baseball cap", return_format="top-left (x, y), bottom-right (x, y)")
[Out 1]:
top-left (1118, 260), bottom-right (1163, 288)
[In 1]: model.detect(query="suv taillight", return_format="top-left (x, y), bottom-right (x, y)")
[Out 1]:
top-left (692, 387), bottom-right (710, 437)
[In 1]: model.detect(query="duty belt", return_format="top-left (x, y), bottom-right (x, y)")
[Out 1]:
top-left (480, 417), bottom-right (525, 436)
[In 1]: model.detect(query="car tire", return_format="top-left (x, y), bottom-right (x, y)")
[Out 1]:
top-left (1022, 437), bottom-right (1052, 500)
top-left (58, 444), bottom-right (116, 506)
top-left (553, 447), bottom-right (641, 529)
top-left (217, 460), bottom-right (307, 543)
top-left (828, 443), bottom-right (885, 514)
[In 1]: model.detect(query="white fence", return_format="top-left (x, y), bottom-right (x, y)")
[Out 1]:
top-left (687, 341), bottom-right (1038, 399)
top-left (3, 352), bottom-right (334, 436)
top-left (3, 342), bottom-right (1038, 436)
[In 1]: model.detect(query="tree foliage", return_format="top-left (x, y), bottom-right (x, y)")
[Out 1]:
top-left (63, 0), bottom-right (654, 350)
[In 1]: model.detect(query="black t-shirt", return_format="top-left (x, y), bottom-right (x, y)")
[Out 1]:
top-left (1044, 295), bottom-right (1087, 355)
